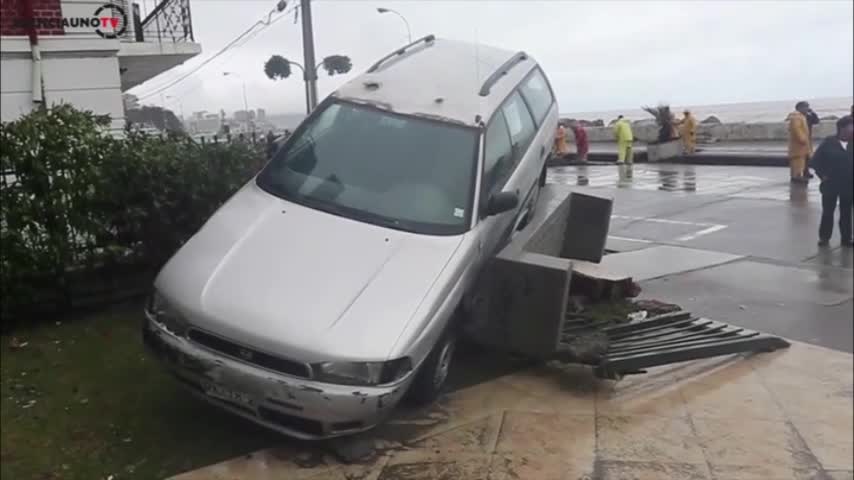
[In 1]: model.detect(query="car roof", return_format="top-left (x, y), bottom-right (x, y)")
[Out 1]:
top-left (331, 36), bottom-right (538, 128)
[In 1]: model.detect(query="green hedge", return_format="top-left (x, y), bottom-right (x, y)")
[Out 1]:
top-left (0, 105), bottom-right (264, 324)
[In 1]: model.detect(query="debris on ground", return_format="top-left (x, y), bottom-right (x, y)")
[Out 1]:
top-left (560, 298), bottom-right (684, 365)
top-left (633, 299), bottom-right (681, 316)
top-left (326, 436), bottom-right (377, 464)
top-left (9, 337), bottom-right (28, 349)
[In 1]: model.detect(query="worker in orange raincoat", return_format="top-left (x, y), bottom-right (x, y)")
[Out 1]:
top-left (679, 110), bottom-right (698, 154)
top-left (788, 101), bottom-right (812, 183)
top-left (554, 122), bottom-right (570, 157)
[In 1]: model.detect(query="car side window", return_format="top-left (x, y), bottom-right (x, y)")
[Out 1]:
top-left (501, 90), bottom-right (537, 165)
top-left (481, 111), bottom-right (513, 205)
top-left (519, 68), bottom-right (554, 126)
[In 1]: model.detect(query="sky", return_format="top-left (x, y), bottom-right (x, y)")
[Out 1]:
top-left (130, 0), bottom-right (854, 116)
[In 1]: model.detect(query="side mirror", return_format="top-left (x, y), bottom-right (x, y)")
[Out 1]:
top-left (485, 191), bottom-right (519, 217)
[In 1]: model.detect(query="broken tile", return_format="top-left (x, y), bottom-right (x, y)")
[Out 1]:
top-left (826, 471), bottom-right (854, 480)
top-left (488, 453), bottom-right (594, 480)
top-left (596, 383), bottom-right (688, 419)
top-left (440, 380), bottom-right (528, 423)
top-left (766, 382), bottom-right (853, 430)
top-left (169, 446), bottom-right (340, 480)
top-left (597, 415), bottom-right (704, 464)
top-left (693, 417), bottom-right (815, 478)
top-left (495, 412), bottom-right (595, 458)
top-left (597, 460), bottom-right (711, 480)
top-left (408, 414), bottom-right (502, 454)
top-left (679, 374), bottom-right (784, 421)
top-left (497, 364), bottom-right (596, 415)
top-left (792, 420), bottom-right (854, 471)
top-left (339, 454), bottom-right (390, 480)
top-left (706, 464), bottom-right (822, 480)
top-left (751, 342), bottom-right (853, 391)
top-left (377, 450), bottom-right (490, 480)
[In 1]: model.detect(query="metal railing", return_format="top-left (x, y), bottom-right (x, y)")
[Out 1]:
top-left (136, 0), bottom-right (194, 43)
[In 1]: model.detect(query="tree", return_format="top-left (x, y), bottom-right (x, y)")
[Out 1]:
top-left (264, 55), bottom-right (292, 80)
top-left (320, 55), bottom-right (352, 76)
top-left (263, 54), bottom-right (352, 84)
top-left (642, 104), bottom-right (677, 144)
top-left (125, 106), bottom-right (184, 133)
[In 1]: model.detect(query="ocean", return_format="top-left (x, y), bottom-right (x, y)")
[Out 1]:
top-left (562, 97), bottom-right (853, 124)
top-left (267, 97), bottom-right (852, 129)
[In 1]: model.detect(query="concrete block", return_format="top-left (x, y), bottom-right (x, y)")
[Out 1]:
top-left (469, 253), bottom-right (572, 358)
top-left (560, 192), bottom-right (612, 262)
top-left (647, 140), bottom-right (684, 162)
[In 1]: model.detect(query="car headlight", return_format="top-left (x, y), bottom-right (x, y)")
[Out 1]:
top-left (145, 291), bottom-right (189, 336)
top-left (311, 358), bottom-right (412, 386)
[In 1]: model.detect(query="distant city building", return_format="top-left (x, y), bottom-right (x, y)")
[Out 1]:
top-left (256, 108), bottom-right (266, 121)
top-left (191, 114), bottom-right (222, 134)
top-left (234, 110), bottom-right (256, 122)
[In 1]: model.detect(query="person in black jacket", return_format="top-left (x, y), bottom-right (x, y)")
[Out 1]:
top-left (803, 108), bottom-right (820, 179)
top-left (811, 115), bottom-right (853, 247)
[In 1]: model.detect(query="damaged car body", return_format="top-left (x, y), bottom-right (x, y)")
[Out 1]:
top-left (143, 35), bottom-right (560, 439)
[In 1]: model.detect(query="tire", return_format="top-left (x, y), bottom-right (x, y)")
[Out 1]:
top-left (406, 330), bottom-right (457, 405)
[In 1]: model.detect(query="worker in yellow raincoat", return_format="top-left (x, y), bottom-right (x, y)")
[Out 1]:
top-left (679, 110), bottom-right (698, 154)
top-left (788, 101), bottom-right (812, 183)
top-left (613, 115), bottom-right (634, 163)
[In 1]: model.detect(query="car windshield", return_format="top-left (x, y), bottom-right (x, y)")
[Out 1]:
top-left (257, 100), bottom-right (479, 235)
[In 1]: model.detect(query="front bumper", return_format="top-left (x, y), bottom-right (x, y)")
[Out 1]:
top-left (142, 316), bottom-right (411, 440)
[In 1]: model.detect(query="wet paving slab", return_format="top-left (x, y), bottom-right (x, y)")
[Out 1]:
top-left (548, 164), bottom-right (853, 354)
top-left (170, 342), bottom-right (852, 480)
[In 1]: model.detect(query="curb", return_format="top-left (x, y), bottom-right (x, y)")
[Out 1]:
top-left (548, 152), bottom-right (788, 168)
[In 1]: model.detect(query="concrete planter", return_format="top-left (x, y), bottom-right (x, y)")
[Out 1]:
top-left (646, 139), bottom-right (684, 162)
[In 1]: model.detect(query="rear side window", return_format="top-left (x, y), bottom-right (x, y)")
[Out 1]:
top-left (482, 111), bottom-right (513, 202)
top-left (519, 68), bottom-right (554, 126)
top-left (501, 91), bottom-right (537, 161)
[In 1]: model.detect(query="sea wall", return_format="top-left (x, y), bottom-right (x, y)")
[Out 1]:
top-left (584, 121), bottom-right (837, 143)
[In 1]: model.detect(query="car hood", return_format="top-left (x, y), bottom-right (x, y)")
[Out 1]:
top-left (155, 182), bottom-right (464, 362)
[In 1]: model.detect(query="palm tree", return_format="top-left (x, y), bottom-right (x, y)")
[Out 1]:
top-left (264, 54), bottom-right (352, 111)
top-left (642, 104), bottom-right (677, 144)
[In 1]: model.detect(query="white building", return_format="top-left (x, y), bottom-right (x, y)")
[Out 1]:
top-left (0, 0), bottom-right (201, 129)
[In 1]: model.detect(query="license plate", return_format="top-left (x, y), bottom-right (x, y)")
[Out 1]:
top-left (201, 380), bottom-right (254, 407)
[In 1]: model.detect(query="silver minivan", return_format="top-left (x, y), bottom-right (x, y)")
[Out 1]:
top-left (143, 35), bottom-right (559, 439)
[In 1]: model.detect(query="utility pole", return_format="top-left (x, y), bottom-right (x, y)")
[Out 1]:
top-left (300, 0), bottom-right (318, 111)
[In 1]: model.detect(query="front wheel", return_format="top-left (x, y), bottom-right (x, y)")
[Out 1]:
top-left (406, 331), bottom-right (457, 405)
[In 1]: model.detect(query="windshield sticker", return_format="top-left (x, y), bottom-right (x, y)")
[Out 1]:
top-left (453, 208), bottom-right (465, 218)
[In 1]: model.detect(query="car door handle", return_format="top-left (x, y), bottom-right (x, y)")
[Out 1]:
top-left (540, 145), bottom-right (546, 158)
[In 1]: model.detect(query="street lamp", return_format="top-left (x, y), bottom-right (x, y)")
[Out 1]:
top-left (222, 71), bottom-right (249, 114)
top-left (376, 7), bottom-right (411, 43)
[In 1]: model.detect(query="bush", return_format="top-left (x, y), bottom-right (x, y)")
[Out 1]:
top-left (0, 105), bottom-right (263, 323)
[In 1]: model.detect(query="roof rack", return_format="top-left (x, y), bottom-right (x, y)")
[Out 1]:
top-left (478, 51), bottom-right (528, 97)
top-left (367, 34), bottom-right (437, 73)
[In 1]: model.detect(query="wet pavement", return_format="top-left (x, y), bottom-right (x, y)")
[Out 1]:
top-left (587, 141), bottom-right (788, 155)
top-left (548, 164), bottom-right (853, 353)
